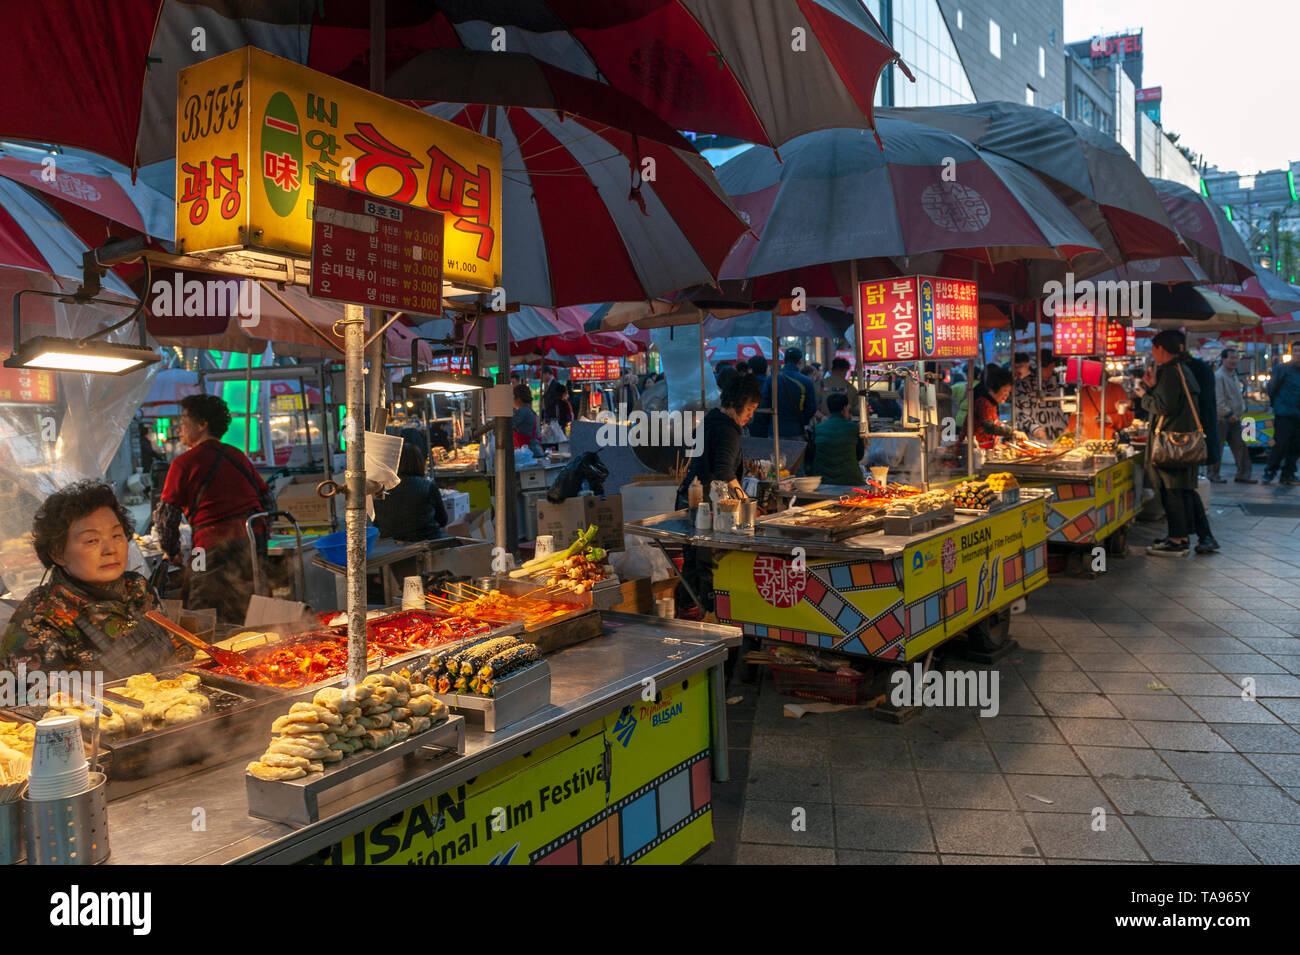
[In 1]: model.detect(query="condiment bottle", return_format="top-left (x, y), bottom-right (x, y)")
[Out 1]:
top-left (687, 477), bottom-right (704, 509)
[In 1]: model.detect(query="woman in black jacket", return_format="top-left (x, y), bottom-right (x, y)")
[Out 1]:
top-left (371, 443), bottom-right (448, 542)
top-left (1139, 331), bottom-right (1204, 556)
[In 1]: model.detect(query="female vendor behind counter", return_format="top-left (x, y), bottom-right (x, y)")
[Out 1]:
top-left (973, 365), bottom-right (1029, 450)
top-left (673, 374), bottom-right (763, 616)
top-left (1, 481), bottom-right (184, 679)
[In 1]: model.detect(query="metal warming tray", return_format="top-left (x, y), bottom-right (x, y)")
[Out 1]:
top-left (753, 501), bottom-right (886, 542)
top-left (245, 715), bottom-right (466, 826)
top-left (433, 659), bottom-right (552, 733)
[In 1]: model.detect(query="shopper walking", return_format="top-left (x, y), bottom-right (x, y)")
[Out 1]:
top-left (1138, 331), bottom-right (1205, 557)
top-left (1211, 348), bottom-right (1255, 483)
top-left (1263, 344), bottom-right (1300, 485)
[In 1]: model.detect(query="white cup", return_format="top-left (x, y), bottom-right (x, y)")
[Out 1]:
top-left (402, 576), bottom-right (424, 610)
top-left (535, 535), bottom-right (555, 559)
top-left (31, 716), bottom-right (86, 780)
top-left (27, 764), bottom-right (91, 800)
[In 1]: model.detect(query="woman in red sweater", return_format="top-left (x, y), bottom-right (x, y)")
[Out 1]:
top-left (154, 394), bottom-right (274, 622)
top-left (972, 364), bottom-right (1028, 449)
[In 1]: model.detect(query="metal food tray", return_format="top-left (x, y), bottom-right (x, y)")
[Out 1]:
top-left (245, 715), bottom-right (466, 826)
top-left (432, 659), bottom-right (551, 733)
top-left (754, 503), bottom-right (885, 542)
top-left (882, 503), bottom-right (956, 536)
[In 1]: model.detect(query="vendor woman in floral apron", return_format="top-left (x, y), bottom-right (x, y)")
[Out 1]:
top-left (1, 481), bottom-right (183, 680)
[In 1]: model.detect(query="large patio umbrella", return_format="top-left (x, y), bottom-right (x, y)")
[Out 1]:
top-left (703, 306), bottom-right (852, 341)
top-left (879, 103), bottom-right (1186, 271)
top-left (0, 0), bottom-right (904, 171)
top-left (1147, 286), bottom-right (1262, 332)
top-left (716, 121), bottom-right (1104, 301)
top-left (1150, 178), bottom-right (1256, 285)
top-left (1209, 269), bottom-right (1300, 319)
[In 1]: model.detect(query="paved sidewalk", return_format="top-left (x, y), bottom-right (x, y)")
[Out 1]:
top-left (700, 476), bottom-right (1300, 865)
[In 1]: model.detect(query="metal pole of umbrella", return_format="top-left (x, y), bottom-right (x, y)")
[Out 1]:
top-left (967, 357), bottom-right (975, 477)
top-left (850, 260), bottom-right (868, 434)
top-left (495, 305), bottom-right (515, 555)
top-left (342, 303), bottom-right (368, 686)
top-left (771, 310), bottom-right (780, 477)
top-left (245, 344), bottom-right (253, 455)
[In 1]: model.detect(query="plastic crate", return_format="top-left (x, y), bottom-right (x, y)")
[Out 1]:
top-left (769, 664), bottom-right (869, 705)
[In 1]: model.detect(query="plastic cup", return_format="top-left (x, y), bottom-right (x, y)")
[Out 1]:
top-left (402, 576), bottom-right (424, 610)
top-left (870, 467), bottom-right (889, 486)
top-left (535, 535), bottom-right (555, 559)
top-left (31, 716), bottom-right (86, 780)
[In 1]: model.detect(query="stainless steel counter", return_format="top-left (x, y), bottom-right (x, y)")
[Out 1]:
top-left (625, 489), bottom-right (1053, 560)
top-left (101, 614), bottom-right (739, 865)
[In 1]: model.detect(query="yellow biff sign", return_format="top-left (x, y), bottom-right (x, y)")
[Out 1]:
top-left (175, 47), bottom-right (502, 292)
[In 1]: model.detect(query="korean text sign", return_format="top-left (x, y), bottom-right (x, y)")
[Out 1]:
top-left (310, 181), bottom-right (444, 315)
top-left (857, 276), bottom-right (978, 362)
top-left (1051, 302), bottom-right (1098, 357)
top-left (176, 47), bottom-right (502, 292)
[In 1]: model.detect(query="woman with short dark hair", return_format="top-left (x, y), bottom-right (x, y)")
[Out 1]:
top-left (972, 364), bottom-right (1028, 449)
top-left (154, 393), bottom-right (275, 622)
top-left (371, 442), bottom-right (449, 542)
top-left (2, 481), bottom-right (182, 677)
top-left (511, 382), bottom-right (543, 456)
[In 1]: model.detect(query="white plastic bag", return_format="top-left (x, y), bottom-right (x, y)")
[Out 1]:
top-left (610, 542), bottom-right (675, 582)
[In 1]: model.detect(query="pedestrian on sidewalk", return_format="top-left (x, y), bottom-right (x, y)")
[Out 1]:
top-left (1138, 330), bottom-right (1205, 557)
top-left (1210, 347), bottom-right (1255, 483)
top-left (1263, 343), bottom-right (1300, 484)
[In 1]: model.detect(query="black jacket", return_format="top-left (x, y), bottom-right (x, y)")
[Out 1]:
top-left (1186, 356), bottom-right (1220, 467)
top-left (371, 476), bottom-right (448, 541)
top-left (540, 379), bottom-right (565, 421)
top-left (676, 408), bottom-right (744, 509)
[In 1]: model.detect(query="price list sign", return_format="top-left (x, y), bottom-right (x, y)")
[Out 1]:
top-left (857, 279), bottom-right (920, 361)
top-left (918, 276), bottom-right (979, 359)
top-left (310, 180), bottom-right (444, 316)
top-left (0, 367), bottom-right (57, 404)
top-left (1051, 302), bottom-right (1097, 357)
top-left (1098, 319), bottom-right (1136, 356)
top-left (569, 356), bottom-right (621, 382)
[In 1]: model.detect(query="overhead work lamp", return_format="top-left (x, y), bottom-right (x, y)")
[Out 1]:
top-left (401, 337), bottom-right (492, 392)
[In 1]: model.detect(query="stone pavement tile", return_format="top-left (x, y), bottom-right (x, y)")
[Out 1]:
top-left (826, 708), bottom-right (908, 739)
top-left (1271, 656), bottom-right (1300, 675)
top-left (1107, 694), bottom-right (1200, 722)
top-left (746, 763), bottom-right (833, 803)
top-left (1101, 624), bottom-right (1171, 641)
top-left (1224, 822), bottom-right (1300, 864)
top-left (1131, 720), bottom-right (1234, 752)
top-left (1005, 774), bottom-right (1113, 813)
top-left (1011, 633), bottom-right (1061, 652)
top-left (1172, 636), bottom-right (1254, 654)
top-left (1159, 750), bottom-right (1270, 785)
top-left (1065, 652), bottom-right (1148, 673)
top-left (896, 710), bottom-right (986, 742)
top-left (1013, 652), bottom-right (1082, 672)
top-left (1097, 778), bottom-right (1211, 817)
top-left (996, 689), bottom-right (1046, 716)
top-left (989, 741), bottom-right (1087, 776)
top-left (1220, 622), bottom-right (1294, 639)
top-left (941, 854), bottom-right (1045, 864)
top-left (917, 771), bottom-right (1016, 810)
top-left (1262, 699), bottom-right (1300, 723)
top-left (1075, 745), bottom-right (1177, 780)
top-left (829, 736), bottom-right (911, 771)
top-left (1224, 674), bottom-right (1300, 697)
top-left (740, 798), bottom-right (835, 848)
top-left (1017, 670), bottom-right (1100, 693)
top-left (1157, 622), bottom-right (1232, 638)
top-left (834, 805), bottom-right (934, 852)
top-left (909, 740), bottom-right (998, 773)
top-left (727, 721), bottom-right (754, 750)
top-left (1131, 653), bottom-right (1217, 673)
top-left (1090, 672), bottom-right (1168, 695)
top-left (830, 768), bottom-right (921, 807)
top-left (1125, 817), bottom-right (1257, 864)
top-left (749, 734), bottom-right (832, 768)
top-left (926, 808), bottom-right (1039, 857)
top-left (836, 849), bottom-right (939, 864)
top-left (1048, 620), bottom-right (1109, 638)
top-left (1210, 723), bottom-right (1300, 753)
top-left (736, 843), bottom-right (836, 865)
top-left (1053, 635), bottom-right (1124, 654)
top-left (980, 715), bottom-right (1065, 744)
top-left (1189, 784), bottom-right (1300, 824)
top-left (728, 750), bottom-right (750, 782)
top-left (752, 707), bottom-right (831, 737)
top-left (1182, 696), bottom-right (1281, 724)
top-left (1035, 692), bottom-right (1123, 719)
top-left (1025, 812), bottom-right (1148, 861)
top-left (1247, 754), bottom-right (1300, 788)
top-left (1113, 636), bottom-right (1186, 654)
top-left (1149, 672), bottom-right (1242, 696)
top-left (1199, 653), bottom-right (1288, 674)
top-left (1053, 717), bottom-right (1148, 748)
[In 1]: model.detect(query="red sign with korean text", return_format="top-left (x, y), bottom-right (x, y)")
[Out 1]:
top-left (568, 356), bottom-right (621, 382)
top-left (310, 180), bottom-right (444, 315)
top-left (0, 367), bottom-right (57, 404)
top-left (858, 277), bottom-right (979, 362)
top-left (1099, 319), bottom-right (1137, 357)
top-left (1051, 302), bottom-right (1097, 357)
top-left (857, 279), bottom-right (920, 362)
top-left (917, 276), bottom-right (979, 359)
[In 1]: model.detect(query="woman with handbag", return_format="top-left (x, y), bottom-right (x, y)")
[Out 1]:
top-left (1137, 330), bottom-right (1206, 557)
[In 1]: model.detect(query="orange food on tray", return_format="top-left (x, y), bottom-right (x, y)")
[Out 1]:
top-left (205, 633), bottom-right (384, 688)
top-left (838, 484), bottom-right (922, 508)
top-left (441, 591), bottom-right (575, 628)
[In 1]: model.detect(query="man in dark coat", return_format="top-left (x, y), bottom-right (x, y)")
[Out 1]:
top-left (539, 367), bottom-right (565, 422)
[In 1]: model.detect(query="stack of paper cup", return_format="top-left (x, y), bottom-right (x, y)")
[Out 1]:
top-left (535, 535), bottom-right (556, 560)
top-left (27, 716), bottom-right (89, 800)
top-left (402, 576), bottom-right (424, 610)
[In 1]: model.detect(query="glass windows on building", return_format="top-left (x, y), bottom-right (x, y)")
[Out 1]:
top-left (1039, 46), bottom-right (1046, 77)
top-left (892, 0), bottom-right (976, 107)
top-left (990, 19), bottom-right (1001, 58)
top-left (1026, 85), bottom-right (1036, 106)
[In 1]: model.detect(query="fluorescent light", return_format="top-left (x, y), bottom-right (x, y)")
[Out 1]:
top-left (404, 370), bottom-right (493, 393)
top-left (4, 336), bottom-right (159, 375)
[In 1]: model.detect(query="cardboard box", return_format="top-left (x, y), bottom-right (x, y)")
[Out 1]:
top-left (620, 479), bottom-right (680, 526)
top-left (602, 576), bottom-right (652, 614)
top-left (275, 473), bottom-right (332, 525)
top-left (535, 494), bottom-right (624, 553)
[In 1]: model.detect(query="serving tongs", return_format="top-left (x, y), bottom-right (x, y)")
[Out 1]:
top-left (145, 610), bottom-right (251, 670)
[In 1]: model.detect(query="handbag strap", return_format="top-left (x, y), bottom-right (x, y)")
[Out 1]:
top-left (1174, 364), bottom-right (1203, 434)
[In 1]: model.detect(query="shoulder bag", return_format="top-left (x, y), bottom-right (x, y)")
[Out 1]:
top-left (1150, 364), bottom-right (1206, 467)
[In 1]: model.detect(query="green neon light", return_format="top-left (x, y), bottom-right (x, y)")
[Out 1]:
top-left (1199, 178), bottom-right (1209, 197)
top-left (338, 405), bottom-right (347, 450)
top-left (1223, 206), bottom-right (1233, 221)
top-left (1289, 170), bottom-right (1298, 203)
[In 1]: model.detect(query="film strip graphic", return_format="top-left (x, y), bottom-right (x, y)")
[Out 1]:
top-left (1046, 486), bottom-right (1134, 543)
top-left (530, 751), bottom-right (712, 865)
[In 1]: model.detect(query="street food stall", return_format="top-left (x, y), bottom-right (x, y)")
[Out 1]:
top-left (984, 308), bottom-right (1142, 554)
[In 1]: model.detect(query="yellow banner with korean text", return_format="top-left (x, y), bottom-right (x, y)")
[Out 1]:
top-left (175, 47), bottom-right (501, 292)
